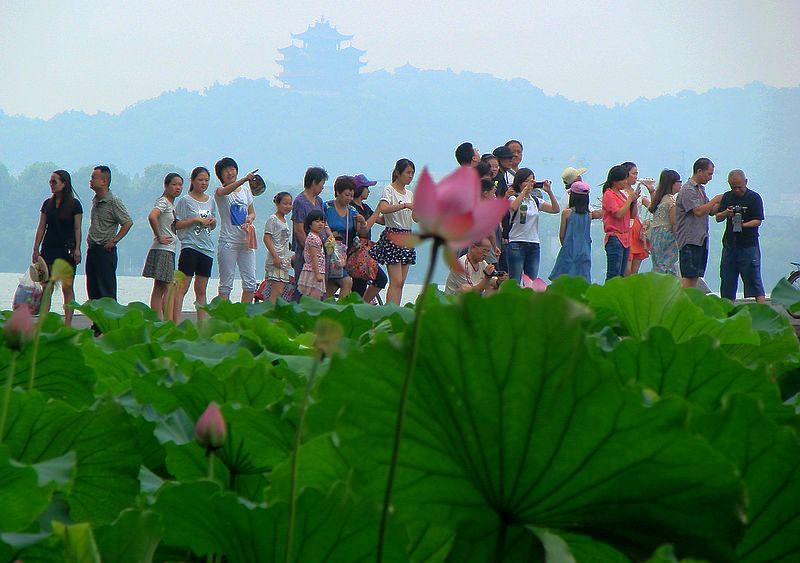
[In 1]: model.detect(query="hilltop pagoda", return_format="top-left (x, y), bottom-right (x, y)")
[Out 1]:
top-left (277, 19), bottom-right (366, 91)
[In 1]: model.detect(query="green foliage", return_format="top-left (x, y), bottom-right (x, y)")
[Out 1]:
top-left (0, 275), bottom-right (798, 561)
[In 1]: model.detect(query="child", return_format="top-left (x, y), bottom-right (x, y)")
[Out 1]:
top-left (143, 173), bottom-right (183, 321)
top-left (297, 209), bottom-right (326, 299)
top-left (263, 192), bottom-right (293, 303)
top-left (548, 181), bottom-right (601, 283)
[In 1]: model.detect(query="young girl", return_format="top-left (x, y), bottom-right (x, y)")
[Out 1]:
top-left (602, 165), bottom-right (640, 280)
top-left (548, 181), bottom-right (601, 283)
top-left (297, 210), bottom-right (326, 299)
top-left (143, 172), bottom-right (183, 320)
top-left (32, 170), bottom-right (83, 326)
top-left (369, 158), bottom-right (416, 305)
top-left (173, 166), bottom-right (217, 321)
top-left (263, 192), bottom-right (293, 303)
top-left (648, 169), bottom-right (682, 275)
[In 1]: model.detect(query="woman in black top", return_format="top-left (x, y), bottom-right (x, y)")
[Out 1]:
top-left (32, 170), bottom-right (83, 326)
top-left (350, 176), bottom-right (388, 303)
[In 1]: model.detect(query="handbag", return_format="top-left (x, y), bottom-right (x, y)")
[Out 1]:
top-left (347, 236), bottom-right (379, 280)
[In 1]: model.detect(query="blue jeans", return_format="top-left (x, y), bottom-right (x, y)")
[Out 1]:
top-left (720, 244), bottom-right (764, 300)
top-left (605, 236), bottom-right (630, 280)
top-left (508, 241), bottom-right (540, 284)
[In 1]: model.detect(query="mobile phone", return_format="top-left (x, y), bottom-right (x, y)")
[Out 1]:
top-left (534, 181), bottom-right (545, 189)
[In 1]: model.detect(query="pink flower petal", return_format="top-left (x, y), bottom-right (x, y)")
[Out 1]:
top-left (435, 166), bottom-right (480, 216)
top-left (443, 245), bottom-right (464, 273)
top-left (412, 167), bottom-right (439, 229)
top-left (450, 198), bottom-right (510, 247)
top-left (439, 211), bottom-right (477, 244)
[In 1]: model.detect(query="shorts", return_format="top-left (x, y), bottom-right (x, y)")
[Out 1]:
top-left (142, 249), bottom-right (175, 283)
top-left (178, 247), bottom-right (213, 278)
top-left (41, 249), bottom-right (77, 275)
top-left (679, 242), bottom-right (709, 279)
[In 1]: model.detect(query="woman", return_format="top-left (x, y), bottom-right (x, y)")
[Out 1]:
top-left (621, 161), bottom-right (655, 275)
top-left (173, 166), bottom-right (217, 320)
top-left (602, 165), bottom-right (640, 280)
top-left (549, 181), bottom-right (601, 283)
top-left (350, 174), bottom-right (388, 304)
top-left (370, 158), bottom-right (416, 305)
top-left (506, 168), bottom-right (560, 284)
top-left (324, 176), bottom-right (362, 299)
top-left (648, 169), bottom-right (682, 275)
top-left (143, 172), bottom-right (183, 321)
top-left (214, 157), bottom-right (258, 303)
top-left (31, 170), bottom-right (82, 326)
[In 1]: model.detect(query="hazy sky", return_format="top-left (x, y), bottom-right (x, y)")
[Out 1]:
top-left (2, 0), bottom-right (798, 118)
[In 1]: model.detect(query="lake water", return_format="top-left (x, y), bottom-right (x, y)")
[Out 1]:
top-left (0, 272), bottom-right (428, 312)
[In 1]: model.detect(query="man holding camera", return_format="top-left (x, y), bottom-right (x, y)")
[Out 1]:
top-left (444, 238), bottom-right (508, 295)
top-left (714, 169), bottom-right (765, 303)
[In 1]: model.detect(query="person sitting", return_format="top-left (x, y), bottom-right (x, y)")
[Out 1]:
top-left (444, 238), bottom-right (507, 295)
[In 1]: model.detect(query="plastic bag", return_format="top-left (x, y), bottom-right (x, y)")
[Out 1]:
top-left (13, 269), bottom-right (44, 314)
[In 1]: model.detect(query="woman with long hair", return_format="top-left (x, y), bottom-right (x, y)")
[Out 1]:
top-left (350, 175), bottom-right (388, 304)
top-left (369, 158), bottom-right (416, 305)
top-left (174, 166), bottom-right (217, 320)
top-left (32, 169), bottom-right (83, 326)
top-left (621, 161), bottom-right (655, 275)
top-left (648, 169), bottom-right (682, 275)
top-left (602, 165), bottom-right (640, 280)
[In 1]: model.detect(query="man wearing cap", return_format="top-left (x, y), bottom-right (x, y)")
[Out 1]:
top-left (455, 142), bottom-right (480, 167)
top-left (714, 169), bottom-right (765, 303)
top-left (492, 146), bottom-right (516, 197)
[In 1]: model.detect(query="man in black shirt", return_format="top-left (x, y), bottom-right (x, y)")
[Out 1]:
top-left (714, 169), bottom-right (765, 303)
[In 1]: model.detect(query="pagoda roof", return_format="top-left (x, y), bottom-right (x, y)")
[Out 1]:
top-left (291, 19), bottom-right (353, 42)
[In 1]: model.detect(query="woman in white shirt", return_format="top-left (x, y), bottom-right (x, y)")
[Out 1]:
top-left (369, 158), bottom-right (416, 305)
top-left (506, 168), bottom-right (560, 284)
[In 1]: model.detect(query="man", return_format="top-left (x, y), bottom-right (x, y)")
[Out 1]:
top-left (505, 139), bottom-right (524, 173)
top-left (675, 158), bottom-right (723, 289)
top-left (86, 165), bottom-right (133, 301)
top-left (444, 238), bottom-right (507, 295)
top-left (292, 166), bottom-right (328, 275)
top-left (455, 142), bottom-right (480, 167)
top-left (492, 145), bottom-right (516, 197)
top-left (714, 169), bottom-right (765, 303)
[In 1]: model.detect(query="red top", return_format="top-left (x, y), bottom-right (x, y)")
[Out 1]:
top-left (602, 189), bottom-right (631, 248)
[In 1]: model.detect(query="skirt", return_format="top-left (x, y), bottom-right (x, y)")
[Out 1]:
top-left (649, 226), bottom-right (679, 276)
top-left (297, 269), bottom-right (326, 294)
top-left (142, 249), bottom-right (175, 283)
top-left (370, 228), bottom-right (416, 265)
top-left (265, 262), bottom-right (291, 283)
top-left (629, 217), bottom-right (650, 260)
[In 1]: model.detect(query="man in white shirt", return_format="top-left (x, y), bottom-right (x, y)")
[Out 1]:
top-left (445, 238), bottom-right (508, 295)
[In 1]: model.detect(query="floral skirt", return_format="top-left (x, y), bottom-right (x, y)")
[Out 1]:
top-left (297, 269), bottom-right (325, 295)
top-left (649, 226), bottom-right (679, 276)
top-left (369, 228), bottom-right (416, 265)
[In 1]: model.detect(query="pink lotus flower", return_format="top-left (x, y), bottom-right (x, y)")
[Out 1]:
top-left (522, 275), bottom-right (548, 293)
top-left (4, 305), bottom-right (35, 351)
top-left (195, 402), bottom-right (226, 449)
top-left (414, 166), bottom-right (509, 248)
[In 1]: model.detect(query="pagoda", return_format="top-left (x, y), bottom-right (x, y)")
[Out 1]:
top-left (277, 18), bottom-right (366, 91)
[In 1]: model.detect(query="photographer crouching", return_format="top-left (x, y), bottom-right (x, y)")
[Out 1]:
top-left (444, 238), bottom-right (508, 295)
top-left (714, 169), bottom-right (765, 303)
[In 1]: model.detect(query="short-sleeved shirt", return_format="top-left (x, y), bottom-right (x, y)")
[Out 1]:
top-left (292, 192), bottom-right (325, 252)
top-left (302, 232), bottom-right (325, 273)
top-left (149, 196), bottom-right (177, 252)
top-left (88, 190), bottom-right (132, 246)
top-left (652, 194), bottom-right (676, 229)
top-left (175, 193), bottom-right (217, 258)
top-left (718, 188), bottom-right (764, 247)
top-left (508, 194), bottom-right (543, 243)
top-left (325, 201), bottom-right (359, 246)
top-left (602, 189), bottom-right (631, 248)
top-left (675, 179), bottom-right (710, 248)
top-left (215, 185), bottom-right (254, 244)
top-left (41, 198), bottom-right (83, 251)
top-left (445, 255), bottom-right (489, 294)
top-left (379, 185), bottom-right (413, 230)
top-left (264, 214), bottom-right (292, 265)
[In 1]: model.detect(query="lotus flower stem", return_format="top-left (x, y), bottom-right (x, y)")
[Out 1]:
top-left (28, 280), bottom-right (55, 390)
top-left (0, 352), bottom-right (17, 443)
top-left (284, 354), bottom-right (321, 563)
top-left (377, 239), bottom-right (441, 563)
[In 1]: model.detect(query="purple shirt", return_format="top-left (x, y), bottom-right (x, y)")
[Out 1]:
top-left (292, 192), bottom-right (324, 253)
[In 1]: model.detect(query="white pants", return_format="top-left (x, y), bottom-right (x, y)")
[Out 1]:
top-left (218, 241), bottom-right (257, 295)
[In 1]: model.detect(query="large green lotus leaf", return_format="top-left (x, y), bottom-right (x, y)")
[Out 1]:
top-left (73, 298), bottom-right (157, 333)
top-left (443, 520), bottom-right (542, 562)
top-left (0, 446), bottom-right (58, 532)
top-left (2, 391), bottom-right (143, 525)
top-left (0, 329), bottom-right (96, 408)
top-left (93, 509), bottom-right (163, 563)
top-left (721, 303), bottom-right (800, 373)
top-left (585, 273), bottom-right (758, 345)
top-left (51, 521), bottom-right (101, 563)
top-left (312, 288), bottom-right (745, 561)
top-left (697, 395), bottom-right (800, 562)
top-left (235, 315), bottom-right (305, 355)
top-left (152, 481), bottom-right (408, 563)
top-left (545, 274), bottom-right (591, 302)
top-left (595, 327), bottom-right (782, 413)
top-left (770, 277), bottom-right (800, 314)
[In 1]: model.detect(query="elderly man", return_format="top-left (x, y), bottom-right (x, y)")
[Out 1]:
top-left (675, 158), bottom-right (723, 289)
top-left (445, 238), bottom-right (507, 295)
top-left (714, 169), bottom-right (765, 303)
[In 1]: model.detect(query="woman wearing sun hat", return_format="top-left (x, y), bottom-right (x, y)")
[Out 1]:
top-left (549, 180), bottom-right (600, 282)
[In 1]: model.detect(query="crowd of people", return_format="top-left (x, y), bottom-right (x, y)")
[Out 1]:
top-left (30, 145), bottom-right (766, 326)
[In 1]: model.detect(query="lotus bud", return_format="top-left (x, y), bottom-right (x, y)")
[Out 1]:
top-left (4, 305), bottom-right (35, 351)
top-left (49, 258), bottom-right (75, 287)
top-left (314, 319), bottom-right (343, 358)
top-left (195, 402), bottom-right (226, 450)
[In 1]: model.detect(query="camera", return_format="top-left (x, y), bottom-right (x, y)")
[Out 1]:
top-left (533, 181), bottom-right (545, 189)
top-left (731, 205), bottom-right (748, 233)
top-left (484, 269), bottom-right (506, 277)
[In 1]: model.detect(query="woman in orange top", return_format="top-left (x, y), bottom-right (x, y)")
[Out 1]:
top-left (602, 165), bottom-right (640, 280)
